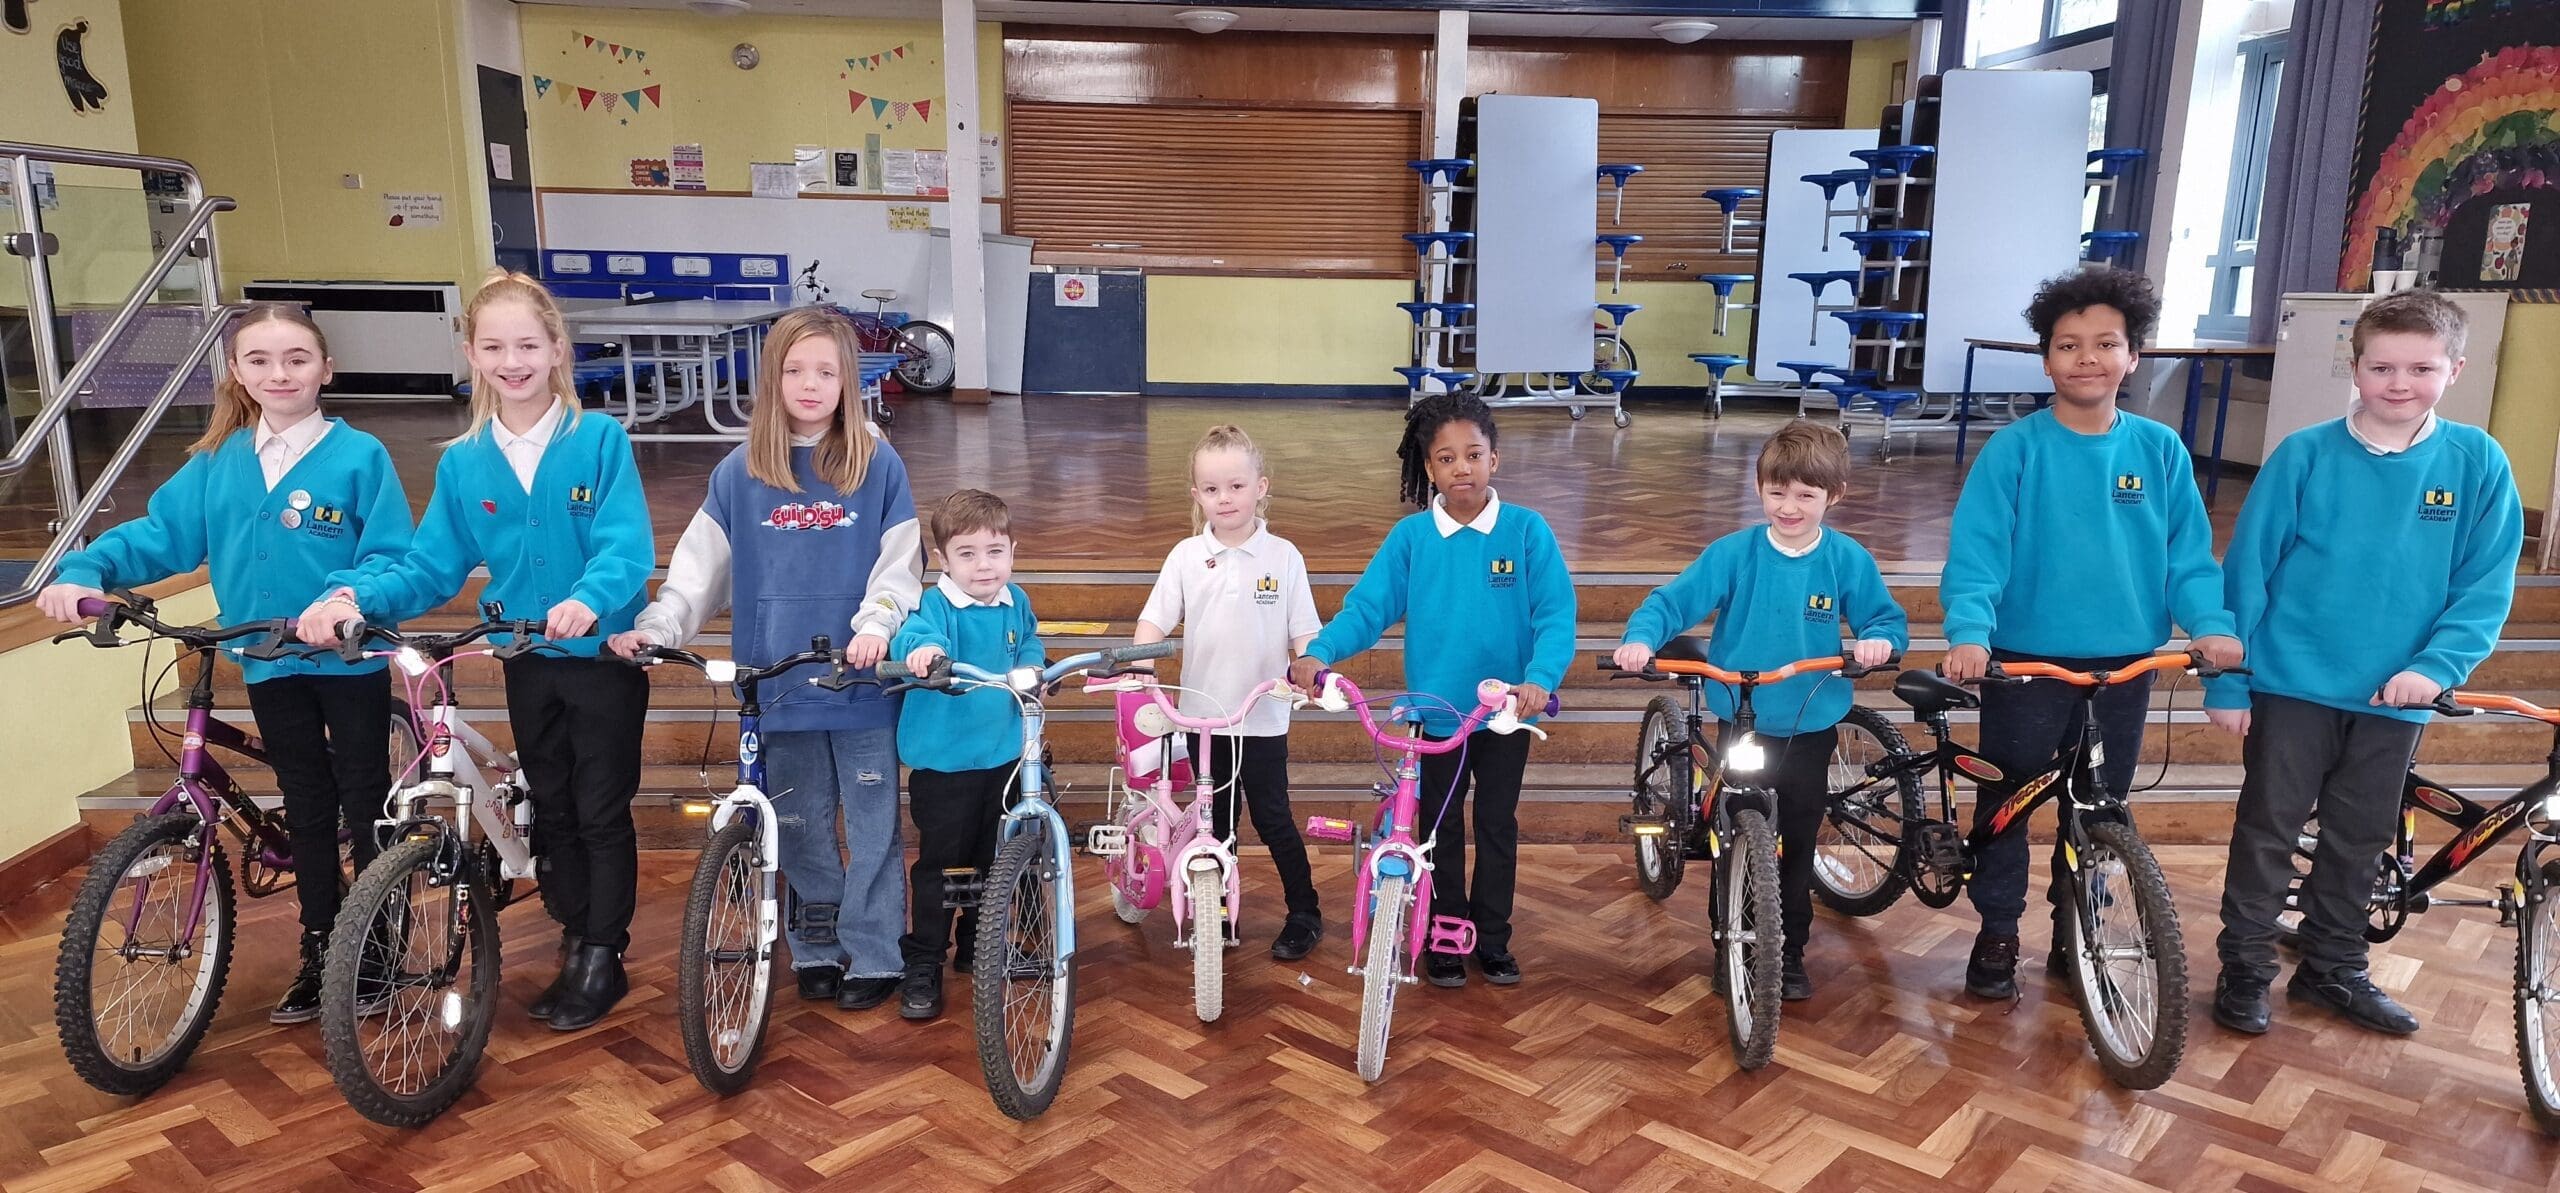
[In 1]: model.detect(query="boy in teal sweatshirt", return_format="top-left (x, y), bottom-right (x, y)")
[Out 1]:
top-left (890, 489), bottom-right (1047, 1020)
top-left (1290, 394), bottom-right (1577, 989)
top-left (1938, 268), bottom-right (2243, 1000)
top-left (2208, 290), bottom-right (2522, 1038)
top-left (1614, 422), bottom-right (1908, 1000)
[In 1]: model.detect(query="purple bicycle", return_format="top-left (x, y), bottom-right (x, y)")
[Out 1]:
top-left (49, 593), bottom-right (417, 1096)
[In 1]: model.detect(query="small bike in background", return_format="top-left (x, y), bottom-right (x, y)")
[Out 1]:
top-left (50, 594), bottom-right (417, 1096)
top-left (881, 640), bottom-right (1176, 1120)
top-left (1083, 673), bottom-right (1299, 1022)
top-left (1301, 673), bottom-right (1553, 1081)
top-left (631, 636), bottom-right (879, 1095)
top-left (795, 260), bottom-right (958, 401)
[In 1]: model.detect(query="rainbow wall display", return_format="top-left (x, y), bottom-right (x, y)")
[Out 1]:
top-left (2345, 2), bottom-right (2560, 290)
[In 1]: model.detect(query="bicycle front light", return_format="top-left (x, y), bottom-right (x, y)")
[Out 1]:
top-left (1727, 734), bottom-right (1768, 774)
top-left (703, 658), bottom-right (738, 685)
top-left (395, 646), bottom-right (430, 677)
top-left (2542, 792), bottom-right (2560, 825)
top-left (1008, 666), bottom-right (1042, 693)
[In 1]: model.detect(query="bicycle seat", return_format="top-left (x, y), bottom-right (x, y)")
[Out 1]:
top-left (859, 288), bottom-right (900, 303)
top-left (1657, 635), bottom-right (1712, 665)
top-left (1894, 669), bottom-right (1978, 715)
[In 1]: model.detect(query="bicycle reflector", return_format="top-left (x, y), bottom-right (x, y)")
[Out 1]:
top-left (1727, 734), bottom-right (1768, 773)
top-left (678, 795), bottom-right (715, 816)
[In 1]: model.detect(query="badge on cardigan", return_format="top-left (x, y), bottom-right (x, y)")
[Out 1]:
top-left (287, 489), bottom-right (312, 511)
top-left (279, 509), bottom-right (302, 529)
top-left (481, 499), bottom-right (499, 514)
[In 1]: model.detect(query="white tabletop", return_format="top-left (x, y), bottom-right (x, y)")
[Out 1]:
top-left (562, 300), bottom-right (793, 333)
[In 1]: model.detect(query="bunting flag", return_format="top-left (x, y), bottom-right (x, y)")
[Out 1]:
top-left (600, 91), bottom-right (619, 112)
top-left (576, 87), bottom-right (597, 110)
top-left (572, 31), bottom-right (647, 63)
top-left (550, 81), bottom-right (660, 115)
top-left (848, 90), bottom-right (940, 124)
top-left (533, 76), bottom-right (552, 99)
top-left (847, 41), bottom-right (918, 70)
top-left (623, 89), bottom-right (646, 110)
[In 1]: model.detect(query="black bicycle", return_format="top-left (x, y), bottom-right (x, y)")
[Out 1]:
top-left (1819, 651), bottom-right (2244, 1089)
top-left (1599, 640), bottom-right (1893, 1070)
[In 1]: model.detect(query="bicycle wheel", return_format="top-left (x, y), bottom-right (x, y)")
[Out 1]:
top-left (1721, 810), bottom-right (1784, 1070)
top-left (1189, 860), bottom-right (1225, 1023)
top-left (1580, 336), bottom-right (1637, 395)
top-left (2513, 845), bottom-right (2560, 1135)
top-left (2064, 820), bottom-right (2187, 1090)
top-left (973, 824), bottom-right (1076, 1120)
top-left (679, 819), bottom-right (774, 1096)
top-left (321, 836), bottom-right (500, 1127)
top-left (53, 813), bottom-right (236, 1096)
top-left (893, 320), bottom-right (957, 394)
top-left (1632, 696), bottom-right (1690, 900)
top-left (1814, 706), bottom-right (1920, 916)
top-left (1355, 874), bottom-right (1410, 1082)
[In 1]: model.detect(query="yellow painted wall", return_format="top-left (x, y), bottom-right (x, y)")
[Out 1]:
top-left (0, 1), bottom-right (146, 309)
top-left (1619, 280), bottom-right (1759, 386)
top-left (2488, 304), bottom-right (2560, 513)
top-left (516, 6), bottom-right (1004, 192)
top-left (123, 0), bottom-right (491, 292)
top-left (0, 586), bottom-right (216, 862)
top-left (1843, 34), bottom-right (1909, 130)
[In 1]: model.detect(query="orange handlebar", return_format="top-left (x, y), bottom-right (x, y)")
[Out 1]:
top-left (2452, 691), bottom-right (2560, 724)
top-left (1997, 653), bottom-right (2193, 687)
top-left (1640, 654), bottom-right (1850, 685)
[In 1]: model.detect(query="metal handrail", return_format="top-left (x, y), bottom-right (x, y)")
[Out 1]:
top-left (2, 141), bottom-right (231, 608)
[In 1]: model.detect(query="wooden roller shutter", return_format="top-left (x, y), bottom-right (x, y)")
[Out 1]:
top-left (1598, 114), bottom-right (1826, 280)
top-left (1008, 101), bottom-right (1421, 274)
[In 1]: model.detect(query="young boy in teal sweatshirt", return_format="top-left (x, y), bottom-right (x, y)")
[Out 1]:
top-left (1613, 422), bottom-right (1908, 1000)
top-left (2207, 289), bottom-right (2522, 1038)
top-left (1289, 394), bottom-right (1577, 989)
top-left (890, 489), bottom-right (1047, 1020)
top-left (1938, 268), bottom-right (2243, 1000)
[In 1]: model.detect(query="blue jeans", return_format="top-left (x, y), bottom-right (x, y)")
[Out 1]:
top-left (765, 727), bottom-right (906, 979)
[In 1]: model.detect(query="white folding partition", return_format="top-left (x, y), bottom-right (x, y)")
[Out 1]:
top-left (1755, 129), bottom-right (1879, 371)
top-left (1921, 70), bottom-right (2094, 394)
top-left (1473, 95), bottom-right (1599, 375)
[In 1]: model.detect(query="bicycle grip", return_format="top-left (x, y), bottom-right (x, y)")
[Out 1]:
top-left (877, 659), bottom-right (913, 681)
top-left (75, 596), bottom-right (112, 619)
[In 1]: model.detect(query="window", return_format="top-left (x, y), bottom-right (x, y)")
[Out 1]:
top-left (1973, 0), bottom-right (2119, 65)
top-left (2198, 35), bottom-right (2285, 341)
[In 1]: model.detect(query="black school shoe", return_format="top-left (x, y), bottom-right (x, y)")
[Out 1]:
top-left (796, 967), bottom-right (843, 1002)
top-left (549, 944), bottom-right (629, 1032)
top-left (899, 967), bottom-right (944, 1020)
top-left (270, 930), bottom-right (329, 1025)
top-left (1272, 917), bottom-right (1323, 961)
top-left (1780, 952), bottom-right (1813, 1002)
top-left (1476, 951), bottom-right (1521, 986)
top-left (2213, 972), bottom-right (2272, 1035)
top-left (528, 933), bottom-right (583, 1020)
top-left (2288, 966), bottom-right (2419, 1035)
top-left (1424, 952), bottom-right (1467, 988)
top-left (1964, 932), bottom-right (2021, 1000)
top-left (838, 976), bottom-right (900, 1011)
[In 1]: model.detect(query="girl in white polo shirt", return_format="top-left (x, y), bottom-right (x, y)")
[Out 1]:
top-left (1132, 425), bottom-right (1326, 960)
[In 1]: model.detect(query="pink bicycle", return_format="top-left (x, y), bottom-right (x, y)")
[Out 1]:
top-left (1082, 675), bottom-right (1298, 1022)
top-left (1301, 673), bottom-right (1555, 1080)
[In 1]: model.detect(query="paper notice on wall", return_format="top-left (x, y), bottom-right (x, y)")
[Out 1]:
top-left (488, 142), bottom-right (514, 182)
top-left (750, 162), bottom-right (797, 200)
top-left (913, 149), bottom-right (948, 197)
top-left (887, 204), bottom-right (931, 231)
top-left (2484, 203), bottom-right (2531, 283)
top-left (880, 149), bottom-right (918, 196)
top-left (980, 133), bottom-right (1002, 196)
top-left (833, 150), bottom-right (867, 192)
top-left (671, 143), bottom-right (705, 191)
top-left (795, 145), bottom-right (827, 193)
top-left (630, 158), bottom-right (670, 188)
top-left (382, 192), bottom-right (443, 228)
top-left (1055, 272), bottom-right (1099, 308)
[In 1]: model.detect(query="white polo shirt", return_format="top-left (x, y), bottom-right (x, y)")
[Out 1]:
top-left (1138, 522), bottom-right (1322, 738)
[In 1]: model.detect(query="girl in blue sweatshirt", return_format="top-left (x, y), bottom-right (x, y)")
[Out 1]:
top-left (40, 303), bottom-right (414, 1026)
top-left (302, 271), bottom-right (656, 1033)
top-left (611, 307), bottom-right (923, 1014)
top-left (2204, 290), bottom-right (2522, 1039)
top-left (1288, 394), bottom-right (1577, 989)
top-left (1613, 423), bottom-right (1907, 1000)
top-left (1937, 269), bottom-right (2241, 1001)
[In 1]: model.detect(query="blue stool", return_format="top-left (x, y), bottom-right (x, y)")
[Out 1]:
top-left (2086, 148), bottom-right (2147, 177)
top-left (1812, 365), bottom-right (1878, 386)
top-left (1431, 301), bottom-right (1476, 322)
top-left (1587, 368), bottom-right (1639, 398)
top-left (1596, 302), bottom-right (1642, 328)
top-left (1688, 352), bottom-right (1746, 420)
top-left (2083, 229), bottom-right (2143, 264)
top-left (1393, 366), bottom-right (1435, 392)
top-left (1599, 234), bottom-right (1645, 294)
top-left (1599, 163), bottom-right (1645, 223)
top-left (1839, 228), bottom-right (1932, 301)
top-left (1404, 231), bottom-right (1475, 261)
top-left (1853, 389), bottom-right (1926, 462)
top-left (1851, 145), bottom-right (1936, 177)
top-left (1789, 268), bottom-right (1866, 344)
top-left (1802, 171), bottom-right (1874, 249)
top-left (1701, 187), bottom-right (1762, 253)
top-left (1408, 158), bottom-right (1474, 186)
top-left (1428, 370), bottom-right (1477, 392)
top-left (1697, 273), bottom-right (1754, 337)
top-left (1775, 359), bottom-right (1839, 417)
top-left (1395, 301), bottom-right (1437, 325)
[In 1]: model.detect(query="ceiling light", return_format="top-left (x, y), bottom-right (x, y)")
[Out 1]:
top-left (1175, 9), bottom-right (1238, 34)
top-left (686, 0), bottom-right (750, 15)
top-left (1652, 19), bottom-right (1717, 43)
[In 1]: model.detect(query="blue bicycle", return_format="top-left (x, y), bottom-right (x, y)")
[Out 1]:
top-left (881, 641), bottom-right (1175, 1120)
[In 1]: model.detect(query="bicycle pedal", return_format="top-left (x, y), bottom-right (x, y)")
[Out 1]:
top-left (1081, 822), bottom-right (1128, 858)
top-left (1305, 816), bottom-right (1361, 845)
top-left (938, 867), bottom-right (985, 910)
top-left (1425, 915), bottom-right (1477, 956)
top-left (1916, 821), bottom-right (1964, 869)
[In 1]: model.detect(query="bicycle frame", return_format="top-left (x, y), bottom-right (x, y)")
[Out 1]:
top-left (362, 635), bottom-right (536, 882)
top-left (1094, 679), bottom-right (1289, 947)
top-left (2366, 697), bottom-right (2560, 915)
top-left (142, 680), bottom-right (287, 946)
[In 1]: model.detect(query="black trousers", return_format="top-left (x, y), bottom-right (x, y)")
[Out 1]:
top-left (1756, 725), bottom-right (1841, 956)
top-left (2217, 693), bottom-right (2423, 984)
top-left (1417, 727), bottom-right (1533, 956)
top-left (501, 654), bottom-right (648, 952)
top-left (1193, 732), bottom-right (1322, 923)
top-left (1967, 653), bottom-right (2154, 938)
top-left (244, 671), bottom-right (393, 933)
top-left (900, 764), bottom-right (1013, 970)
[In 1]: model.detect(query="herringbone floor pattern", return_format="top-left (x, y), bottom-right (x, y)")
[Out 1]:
top-left (3, 843), bottom-right (2555, 1191)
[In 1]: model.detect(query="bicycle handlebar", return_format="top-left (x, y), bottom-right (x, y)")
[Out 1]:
top-left (2426, 691), bottom-right (2560, 724)
top-left (880, 640), bottom-right (1180, 692)
top-left (57, 595), bottom-right (305, 660)
top-left (1309, 673), bottom-right (1545, 753)
top-left (338, 618), bottom-right (550, 667)
top-left (1080, 677), bottom-right (1295, 732)
top-left (634, 637), bottom-right (874, 695)
top-left (1595, 652), bottom-right (1898, 685)
top-left (1979, 652), bottom-right (2247, 686)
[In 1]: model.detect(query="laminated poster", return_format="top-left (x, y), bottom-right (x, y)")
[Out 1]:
top-left (2483, 203), bottom-right (2531, 283)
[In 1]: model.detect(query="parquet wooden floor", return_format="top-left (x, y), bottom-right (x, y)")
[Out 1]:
top-left (3, 843), bottom-right (2555, 1192)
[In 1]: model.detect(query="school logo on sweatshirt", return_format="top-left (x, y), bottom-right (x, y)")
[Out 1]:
top-left (1488, 557), bottom-right (1517, 589)
top-left (1253, 574), bottom-right (1280, 606)
top-left (566, 483), bottom-right (597, 519)
top-left (304, 503), bottom-right (347, 541)
top-left (2421, 487), bottom-right (2458, 523)
top-left (2112, 474), bottom-right (2146, 505)
top-left (763, 501), bottom-right (859, 532)
top-left (1804, 592), bottom-right (1837, 623)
